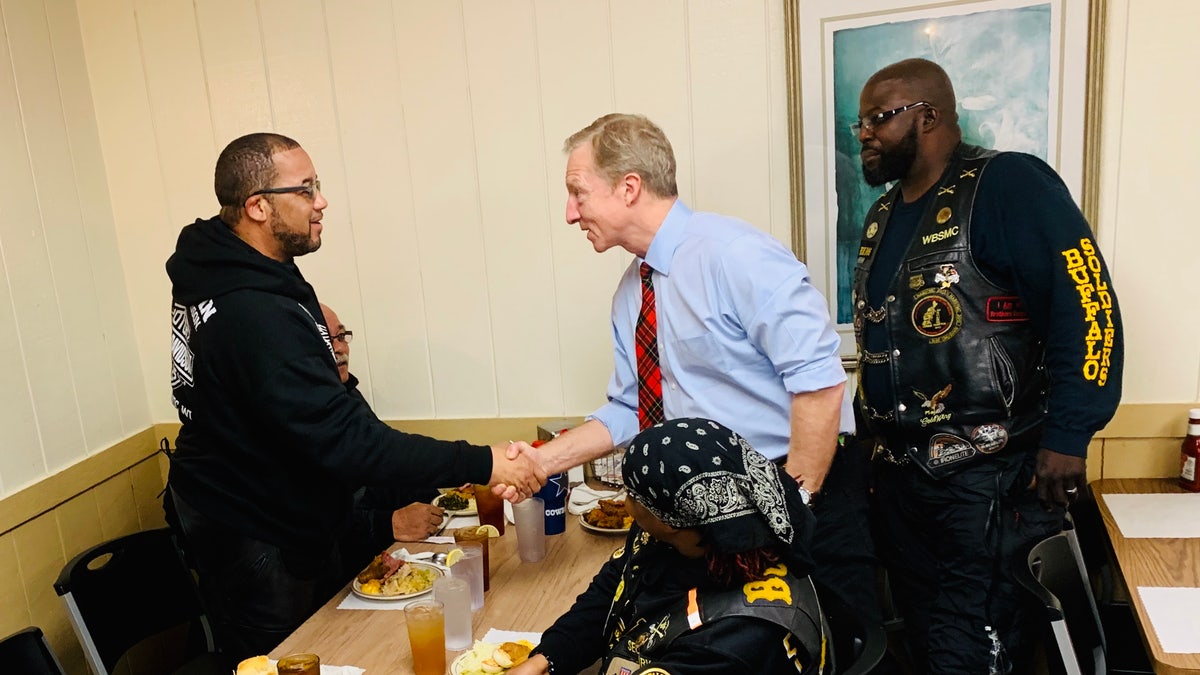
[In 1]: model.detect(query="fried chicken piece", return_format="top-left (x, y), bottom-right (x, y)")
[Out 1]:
top-left (586, 499), bottom-right (629, 529)
top-left (493, 641), bottom-right (532, 668)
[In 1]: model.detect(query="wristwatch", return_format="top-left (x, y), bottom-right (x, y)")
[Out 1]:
top-left (797, 485), bottom-right (813, 507)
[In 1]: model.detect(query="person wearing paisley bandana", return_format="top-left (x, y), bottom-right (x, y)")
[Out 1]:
top-left (509, 419), bottom-right (827, 675)
top-left (852, 59), bottom-right (1124, 673)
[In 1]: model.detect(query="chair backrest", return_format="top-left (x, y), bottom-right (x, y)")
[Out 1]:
top-left (814, 582), bottom-right (888, 675)
top-left (1014, 521), bottom-right (1107, 675)
top-left (0, 626), bottom-right (66, 675)
top-left (53, 528), bottom-right (215, 675)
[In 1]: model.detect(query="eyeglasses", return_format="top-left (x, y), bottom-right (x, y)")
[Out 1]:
top-left (249, 179), bottom-right (322, 200)
top-left (331, 330), bottom-right (353, 344)
top-left (850, 101), bottom-right (930, 134)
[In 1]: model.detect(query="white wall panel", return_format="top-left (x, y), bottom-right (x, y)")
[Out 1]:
top-left (258, 0), bottom-right (352, 299)
top-left (462, 0), bottom-right (563, 416)
top-left (393, 1), bottom-right (498, 416)
top-left (323, 0), bottom-right (428, 415)
top-left (76, 0), bottom-right (176, 422)
top-left (193, 0), bottom-right (272, 145)
top-left (1108, 0), bottom-right (1200, 402)
top-left (533, 0), bottom-right (627, 415)
top-left (0, 5), bottom-right (85, 475)
top-left (0, 267), bottom-right (41, 493)
top-left (45, 0), bottom-right (149, 437)
top-left (6, 0), bottom-right (123, 453)
top-left (763, 0), bottom-right (793, 251)
top-left (688, 1), bottom-right (774, 234)
top-left (610, 0), bottom-right (694, 205)
top-left (132, 0), bottom-right (215, 229)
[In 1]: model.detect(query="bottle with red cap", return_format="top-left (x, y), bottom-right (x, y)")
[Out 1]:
top-left (1180, 408), bottom-right (1200, 492)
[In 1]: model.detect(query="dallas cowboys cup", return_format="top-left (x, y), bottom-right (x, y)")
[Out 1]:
top-left (536, 472), bottom-right (568, 535)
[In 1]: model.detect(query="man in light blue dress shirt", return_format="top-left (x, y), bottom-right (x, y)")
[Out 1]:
top-left (531, 113), bottom-right (846, 494)
top-left (504, 114), bottom-right (879, 620)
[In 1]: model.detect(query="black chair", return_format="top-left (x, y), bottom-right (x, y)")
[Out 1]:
top-left (53, 528), bottom-right (226, 675)
top-left (815, 581), bottom-right (888, 675)
top-left (0, 626), bottom-right (66, 675)
top-left (1014, 520), bottom-right (1108, 675)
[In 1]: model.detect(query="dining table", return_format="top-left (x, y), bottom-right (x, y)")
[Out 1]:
top-left (1091, 478), bottom-right (1200, 674)
top-left (270, 509), bottom-right (623, 673)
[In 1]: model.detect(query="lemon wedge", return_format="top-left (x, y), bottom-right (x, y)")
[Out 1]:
top-left (444, 547), bottom-right (465, 566)
top-left (477, 524), bottom-right (501, 538)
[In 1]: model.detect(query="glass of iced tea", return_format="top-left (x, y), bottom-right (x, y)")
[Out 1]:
top-left (453, 527), bottom-right (491, 591)
top-left (276, 653), bottom-right (320, 675)
top-left (472, 484), bottom-right (506, 535)
top-left (404, 599), bottom-right (446, 675)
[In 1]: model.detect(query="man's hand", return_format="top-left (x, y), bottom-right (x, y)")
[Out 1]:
top-left (495, 442), bottom-right (547, 503)
top-left (1035, 448), bottom-right (1087, 510)
top-left (506, 654), bottom-right (550, 675)
top-left (488, 442), bottom-right (546, 499)
top-left (391, 503), bottom-right (446, 541)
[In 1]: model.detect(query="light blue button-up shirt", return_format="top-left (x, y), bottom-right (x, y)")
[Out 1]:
top-left (590, 201), bottom-right (850, 461)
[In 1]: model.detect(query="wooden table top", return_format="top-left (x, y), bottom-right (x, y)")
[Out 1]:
top-left (270, 516), bottom-right (622, 673)
top-left (1092, 478), bottom-right (1200, 674)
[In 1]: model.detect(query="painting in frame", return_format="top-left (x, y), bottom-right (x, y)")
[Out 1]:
top-left (786, 0), bottom-right (1099, 356)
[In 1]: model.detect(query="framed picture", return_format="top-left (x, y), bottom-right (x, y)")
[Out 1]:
top-left (784, 0), bottom-right (1104, 355)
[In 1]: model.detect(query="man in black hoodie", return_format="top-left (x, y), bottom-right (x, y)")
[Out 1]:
top-left (166, 132), bottom-right (544, 665)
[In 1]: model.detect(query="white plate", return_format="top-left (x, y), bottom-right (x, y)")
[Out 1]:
top-left (434, 491), bottom-right (477, 516)
top-left (448, 649), bottom-right (475, 675)
top-left (578, 514), bottom-right (630, 535)
top-left (449, 644), bottom-right (515, 675)
top-left (350, 561), bottom-right (445, 601)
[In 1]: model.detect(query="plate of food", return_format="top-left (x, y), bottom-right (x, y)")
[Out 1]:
top-left (351, 553), bottom-right (444, 601)
top-left (433, 486), bottom-right (477, 515)
top-left (451, 640), bottom-right (535, 674)
top-left (580, 498), bottom-right (633, 534)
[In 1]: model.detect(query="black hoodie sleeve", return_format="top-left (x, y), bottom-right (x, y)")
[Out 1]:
top-left (224, 293), bottom-right (493, 488)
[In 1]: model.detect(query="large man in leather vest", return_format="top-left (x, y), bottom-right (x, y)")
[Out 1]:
top-left (851, 58), bottom-right (1123, 673)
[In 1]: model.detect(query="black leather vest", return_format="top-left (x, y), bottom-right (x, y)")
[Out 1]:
top-left (852, 144), bottom-right (1047, 478)
top-left (600, 564), bottom-right (825, 674)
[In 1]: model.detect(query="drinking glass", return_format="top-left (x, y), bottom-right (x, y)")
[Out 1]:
top-left (451, 541), bottom-right (485, 610)
top-left (473, 484), bottom-right (506, 535)
top-left (434, 575), bottom-right (473, 650)
top-left (404, 599), bottom-right (446, 675)
top-left (453, 527), bottom-right (491, 591)
top-left (513, 497), bottom-right (546, 562)
top-left (276, 654), bottom-right (320, 675)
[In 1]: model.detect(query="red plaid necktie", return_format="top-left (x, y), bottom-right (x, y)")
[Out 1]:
top-left (636, 262), bottom-right (664, 430)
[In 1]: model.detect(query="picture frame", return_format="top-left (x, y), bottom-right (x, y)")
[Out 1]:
top-left (783, 0), bottom-right (1106, 356)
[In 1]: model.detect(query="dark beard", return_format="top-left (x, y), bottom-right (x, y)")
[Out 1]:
top-left (270, 210), bottom-right (320, 259)
top-left (861, 121), bottom-right (918, 187)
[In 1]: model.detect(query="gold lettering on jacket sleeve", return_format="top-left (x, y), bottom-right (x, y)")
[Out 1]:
top-left (1062, 238), bottom-right (1113, 386)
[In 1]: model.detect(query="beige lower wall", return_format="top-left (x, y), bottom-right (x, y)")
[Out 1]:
top-left (0, 428), bottom-right (168, 675)
top-left (0, 404), bottom-right (1191, 674)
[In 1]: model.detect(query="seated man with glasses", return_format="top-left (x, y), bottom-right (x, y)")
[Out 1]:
top-left (319, 302), bottom-right (451, 578)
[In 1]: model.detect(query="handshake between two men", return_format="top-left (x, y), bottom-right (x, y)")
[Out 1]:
top-left (489, 419), bottom-right (614, 503)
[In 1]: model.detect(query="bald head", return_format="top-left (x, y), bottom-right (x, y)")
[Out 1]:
top-left (856, 58), bottom-right (965, 196)
top-left (864, 58), bottom-right (959, 128)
